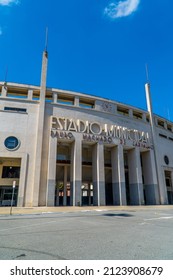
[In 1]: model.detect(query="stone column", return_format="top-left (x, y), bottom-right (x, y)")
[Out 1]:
top-left (74, 96), bottom-right (79, 106)
top-left (63, 165), bottom-right (67, 206)
top-left (1, 84), bottom-right (7, 97)
top-left (46, 133), bottom-right (57, 206)
top-left (171, 171), bottom-right (173, 196)
top-left (70, 135), bottom-right (82, 206)
top-left (53, 92), bottom-right (58, 103)
top-left (28, 89), bottom-right (33, 100)
top-left (141, 149), bottom-right (160, 204)
top-left (128, 147), bottom-right (144, 205)
top-left (142, 113), bottom-right (147, 122)
top-left (129, 109), bottom-right (133, 118)
top-left (155, 153), bottom-right (168, 205)
top-left (92, 143), bottom-right (105, 206)
top-left (111, 145), bottom-right (127, 205)
top-left (17, 153), bottom-right (28, 207)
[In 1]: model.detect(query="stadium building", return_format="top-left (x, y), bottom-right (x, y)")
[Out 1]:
top-left (0, 50), bottom-right (173, 207)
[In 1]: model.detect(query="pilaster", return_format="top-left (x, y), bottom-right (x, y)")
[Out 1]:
top-left (53, 92), bottom-right (57, 103)
top-left (128, 147), bottom-right (144, 205)
top-left (111, 145), bottom-right (126, 205)
top-left (1, 84), bottom-right (7, 97)
top-left (17, 153), bottom-right (28, 207)
top-left (63, 165), bottom-right (67, 206)
top-left (28, 89), bottom-right (33, 100)
top-left (92, 143), bottom-right (105, 206)
top-left (46, 134), bottom-right (57, 206)
top-left (141, 150), bottom-right (160, 204)
top-left (70, 135), bottom-right (82, 206)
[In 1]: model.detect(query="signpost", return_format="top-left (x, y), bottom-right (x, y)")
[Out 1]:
top-left (10, 181), bottom-right (16, 215)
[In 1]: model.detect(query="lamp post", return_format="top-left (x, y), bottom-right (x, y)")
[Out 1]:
top-left (10, 181), bottom-right (16, 215)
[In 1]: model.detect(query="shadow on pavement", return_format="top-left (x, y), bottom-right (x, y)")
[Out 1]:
top-left (103, 213), bottom-right (133, 217)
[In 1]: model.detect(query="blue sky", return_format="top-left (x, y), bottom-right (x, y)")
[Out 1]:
top-left (0, 0), bottom-right (173, 120)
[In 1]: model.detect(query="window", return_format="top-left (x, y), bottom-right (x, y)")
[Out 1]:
top-left (167, 124), bottom-right (172, 132)
top-left (165, 178), bottom-right (171, 187)
top-left (57, 145), bottom-right (71, 163)
top-left (79, 98), bottom-right (94, 109)
top-left (32, 94), bottom-right (40, 100)
top-left (158, 120), bottom-right (165, 128)
top-left (4, 107), bottom-right (27, 113)
top-left (0, 187), bottom-right (18, 206)
top-left (133, 111), bottom-right (143, 120)
top-left (117, 106), bottom-right (129, 116)
top-left (159, 133), bottom-right (167, 139)
top-left (2, 166), bottom-right (20, 178)
top-left (164, 155), bottom-right (169, 165)
top-left (57, 95), bottom-right (74, 105)
top-left (146, 116), bottom-right (150, 123)
top-left (4, 136), bottom-right (20, 150)
top-left (82, 146), bottom-right (92, 165)
top-left (7, 91), bottom-right (27, 99)
top-left (169, 137), bottom-right (173, 141)
top-left (45, 96), bottom-right (53, 103)
top-left (124, 152), bottom-right (128, 169)
top-left (104, 148), bottom-right (111, 167)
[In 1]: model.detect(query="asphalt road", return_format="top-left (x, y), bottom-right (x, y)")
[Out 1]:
top-left (0, 207), bottom-right (173, 260)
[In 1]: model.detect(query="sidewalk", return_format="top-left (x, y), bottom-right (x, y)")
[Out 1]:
top-left (1, 205), bottom-right (173, 215)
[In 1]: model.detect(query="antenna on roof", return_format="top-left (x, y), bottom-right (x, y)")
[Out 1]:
top-left (145, 63), bottom-right (149, 83)
top-left (45, 27), bottom-right (48, 52)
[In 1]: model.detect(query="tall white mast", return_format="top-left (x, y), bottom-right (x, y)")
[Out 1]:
top-left (145, 65), bottom-right (163, 204)
top-left (32, 29), bottom-right (48, 206)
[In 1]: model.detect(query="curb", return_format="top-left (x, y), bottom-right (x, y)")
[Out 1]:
top-left (0, 205), bottom-right (173, 215)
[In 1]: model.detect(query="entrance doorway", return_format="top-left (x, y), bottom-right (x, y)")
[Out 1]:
top-left (165, 171), bottom-right (173, 204)
top-left (0, 158), bottom-right (21, 207)
top-left (55, 182), bottom-right (70, 206)
top-left (56, 142), bottom-right (71, 206)
top-left (0, 186), bottom-right (18, 206)
top-left (81, 183), bottom-right (93, 206)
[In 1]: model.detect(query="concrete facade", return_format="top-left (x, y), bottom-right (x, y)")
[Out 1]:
top-left (0, 52), bottom-right (173, 207)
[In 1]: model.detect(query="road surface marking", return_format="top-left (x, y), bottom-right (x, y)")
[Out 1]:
top-left (144, 216), bottom-right (173, 221)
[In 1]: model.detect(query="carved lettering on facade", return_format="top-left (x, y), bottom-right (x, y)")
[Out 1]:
top-left (83, 134), bottom-right (112, 143)
top-left (51, 130), bottom-right (73, 140)
top-left (51, 117), bottom-right (151, 148)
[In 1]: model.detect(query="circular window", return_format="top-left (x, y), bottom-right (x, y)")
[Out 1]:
top-left (164, 155), bottom-right (169, 165)
top-left (4, 136), bottom-right (20, 151)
